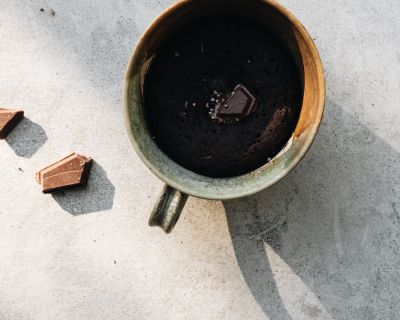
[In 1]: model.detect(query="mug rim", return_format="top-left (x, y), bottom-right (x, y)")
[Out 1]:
top-left (123, 0), bottom-right (326, 200)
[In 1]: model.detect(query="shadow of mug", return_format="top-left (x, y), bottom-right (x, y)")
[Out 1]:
top-left (223, 101), bottom-right (400, 319)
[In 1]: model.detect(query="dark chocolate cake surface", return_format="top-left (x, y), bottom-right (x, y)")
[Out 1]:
top-left (144, 18), bottom-right (302, 177)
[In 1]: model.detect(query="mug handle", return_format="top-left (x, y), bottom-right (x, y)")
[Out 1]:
top-left (149, 184), bottom-right (189, 233)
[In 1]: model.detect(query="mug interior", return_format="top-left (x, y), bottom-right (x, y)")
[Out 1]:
top-left (124, 0), bottom-right (325, 200)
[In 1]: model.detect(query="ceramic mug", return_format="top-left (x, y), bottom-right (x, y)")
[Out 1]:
top-left (124, 0), bottom-right (325, 233)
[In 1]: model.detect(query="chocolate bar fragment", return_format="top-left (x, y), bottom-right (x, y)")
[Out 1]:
top-left (35, 153), bottom-right (93, 193)
top-left (212, 84), bottom-right (257, 124)
top-left (0, 108), bottom-right (24, 139)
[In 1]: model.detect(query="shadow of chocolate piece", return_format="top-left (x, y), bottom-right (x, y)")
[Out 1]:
top-left (6, 118), bottom-right (47, 158)
top-left (52, 161), bottom-right (115, 216)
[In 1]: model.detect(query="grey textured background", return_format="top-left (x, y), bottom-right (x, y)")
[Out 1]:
top-left (1, 1), bottom-right (400, 319)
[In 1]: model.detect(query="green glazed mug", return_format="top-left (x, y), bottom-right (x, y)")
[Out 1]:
top-left (124, 0), bottom-right (325, 233)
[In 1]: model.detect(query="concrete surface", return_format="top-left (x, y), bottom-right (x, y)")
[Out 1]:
top-left (0, 1), bottom-right (399, 319)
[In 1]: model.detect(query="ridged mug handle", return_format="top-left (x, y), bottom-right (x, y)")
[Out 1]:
top-left (149, 184), bottom-right (189, 233)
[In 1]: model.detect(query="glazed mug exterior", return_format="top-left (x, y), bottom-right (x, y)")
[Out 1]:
top-left (124, 0), bottom-right (325, 233)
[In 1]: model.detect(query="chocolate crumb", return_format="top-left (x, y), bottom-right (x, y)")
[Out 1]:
top-left (40, 8), bottom-right (44, 12)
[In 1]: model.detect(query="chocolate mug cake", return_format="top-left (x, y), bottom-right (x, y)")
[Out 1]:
top-left (144, 18), bottom-right (302, 177)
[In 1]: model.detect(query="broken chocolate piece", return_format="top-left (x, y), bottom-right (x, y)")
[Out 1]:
top-left (211, 84), bottom-right (257, 124)
top-left (35, 153), bottom-right (93, 193)
top-left (0, 108), bottom-right (24, 139)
